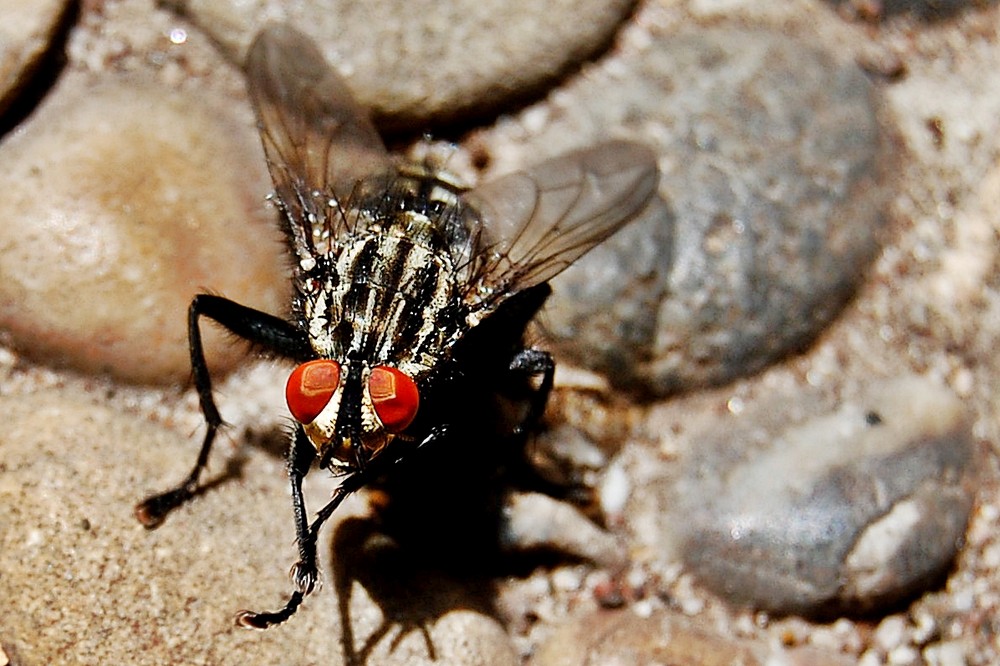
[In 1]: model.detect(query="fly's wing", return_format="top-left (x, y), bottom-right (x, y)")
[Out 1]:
top-left (459, 140), bottom-right (659, 312)
top-left (245, 23), bottom-right (392, 262)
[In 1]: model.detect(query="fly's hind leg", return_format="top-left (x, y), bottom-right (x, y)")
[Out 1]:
top-left (501, 350), bottom-right (623, 564)
top-left (135, 294), bottom-right (312, 528)
top-left (507, 347), bottom-right (555, 437)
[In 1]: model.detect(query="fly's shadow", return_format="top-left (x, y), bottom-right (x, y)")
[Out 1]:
top-left (326, 413), bottom-right (532, 664)
top-left (326, 412), bottom-right (604, 664)
top-left (330, 516), bottom-right (500, 665)
top-left (242, 421), bottom-right (297, 461)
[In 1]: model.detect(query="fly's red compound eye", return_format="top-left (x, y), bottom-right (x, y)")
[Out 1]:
top-left (368, 366), bottom-right (419, 433)
top-left (286, 359), bottom-right (341, 424)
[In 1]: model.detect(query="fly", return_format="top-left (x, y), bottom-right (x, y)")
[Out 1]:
top-left (135, 23), bottom-right (659, 629)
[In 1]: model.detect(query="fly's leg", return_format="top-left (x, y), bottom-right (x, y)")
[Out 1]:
top-left (135, 294), bottom-right (312, 528)
top-left (237, 427), bottom-right (449, 629)
top-left (288, 428), bottom-right (320, 596)
top-left (236, 425), bottom-right (336, 630)
top-left (237, 466), bottom-right (365, 629)
top-left (507, 347), bottom-right (555, 437)
top-left (506, 347), bottom-right (600, 500)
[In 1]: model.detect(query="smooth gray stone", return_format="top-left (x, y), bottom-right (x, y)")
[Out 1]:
top-left (667, 376), bottom-right (977, 616)
top-left (542, 27), bottom-right (897, 395)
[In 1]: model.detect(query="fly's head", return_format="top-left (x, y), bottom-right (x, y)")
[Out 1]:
top-left (284, 358), bottom-right (420, 466)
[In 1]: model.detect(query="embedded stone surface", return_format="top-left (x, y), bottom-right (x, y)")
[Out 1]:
top-left (484, 27), bottom-right (896, 396)
top-left (666, 376), bottom-right (977, 616)
top-left (0, 74), bottom-right (289, 384)
top-left (0, 386), bottom-right (519, 666)
top-left (161, 0), bottom-right (638, 130)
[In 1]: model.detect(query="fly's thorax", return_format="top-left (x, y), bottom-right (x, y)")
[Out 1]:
top-left (297, 272), bottom-right (337, 358)
top-left (299, 213), bottom-right (468, 367)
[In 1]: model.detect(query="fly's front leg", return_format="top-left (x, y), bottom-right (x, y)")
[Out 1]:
top-left (234, 426), bottom-right (318, 630)
top-left (135, 294), bottom-right (312, 528)
top-left (287, 428), bottom-right (319, 596)
top-left (238, 427), bottom-right (446, 630)
top-left (238, 461), bottom-right (368, 630)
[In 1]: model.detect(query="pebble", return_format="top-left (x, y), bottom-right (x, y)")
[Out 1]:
top-left (874, 615), bottom-right (909, 652)
top-left (499, 491), bottom-right (625, 569)
top-left (923, 639), bottom-right (972, 666)
top-left (0, 386), bottom-right (519, 665)
top-left (526, 423), bottom-right (609, 494)
top-left (0, 0), bottom-right (71, 116)
top-left (665, 375), bottom-right (977, 616)
top-left (481, 26), bottom-right (895, 396)
top-left (833, 0), bottom-right (978, 21)
top-left (161, 0), bottom-right (637, 130)
top-left (0, 73), bottom-right (289, 384)
top-left (531, 607), bottom-right (858, 666)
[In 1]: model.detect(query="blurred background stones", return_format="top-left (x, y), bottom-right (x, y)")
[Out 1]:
top-left (159, 0), bottom-right (640, 131)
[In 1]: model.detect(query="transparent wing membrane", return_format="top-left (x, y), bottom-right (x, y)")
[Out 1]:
top-left (245, 24), bottom-right (392, 260)
top-left (461, 140), bottom-right (659, 309)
